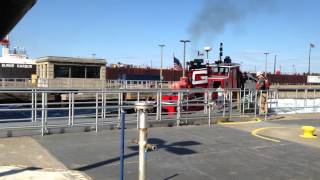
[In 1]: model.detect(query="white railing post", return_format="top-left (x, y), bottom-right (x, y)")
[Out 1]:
top-left (34, 89), bottom-right (37, 122)
top-left (68, 92), bottom-right (72, 126)
top-left (229, 91), bottom-right (233, 119)
top-left (177, 91), bottom-right (182, 126)
top-left (254, 90), bottom-right (257, 117)
top-left (295, 89), bottom-right (298, 114)
top-left (159, 89), bottom-right (162, 121)
top-left (41, 91), bottom-right (48, 136)
top-left (103, 90), bottom-right (106, 121)
top-left (204, 90), bottom-right (208, 114)
top-left (156, 90), bottom-right (160, 121)
top-left (95, 92), bottom-right (99, 132)
top-left (31, 89), bottom-right (34, 122)
top-left (71, 92), bottom-right (75, 126)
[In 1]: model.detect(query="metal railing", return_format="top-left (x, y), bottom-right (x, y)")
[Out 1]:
top-left (1, 78), bottom-right (32, 88)
top-left (1, 88), bottom-right (320, 136)
top-left (0, 78), bottom-right (175, 89)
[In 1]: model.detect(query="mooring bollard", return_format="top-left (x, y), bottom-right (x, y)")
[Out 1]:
top-left (300, 126), bottom-right (317, 139)
top-left (134, 101), bottom-right (153, 180)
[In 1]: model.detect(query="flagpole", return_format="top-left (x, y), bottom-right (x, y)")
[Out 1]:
top-left (308, 44), bottom-right (312, 75)
top-left (173, 53), bottom-right (175, 81)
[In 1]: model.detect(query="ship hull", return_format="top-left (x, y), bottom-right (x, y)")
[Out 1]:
top-left (0, 0), bottom-right (37, 39)
top-left (0, 63), bottom-right (36, 78)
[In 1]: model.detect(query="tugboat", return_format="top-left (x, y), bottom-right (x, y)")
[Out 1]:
top-left (162, 43), bottom-right (247, 112)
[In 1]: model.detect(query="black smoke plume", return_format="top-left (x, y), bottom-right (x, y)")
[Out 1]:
top-left (189, 0), bottom-right (276, 41)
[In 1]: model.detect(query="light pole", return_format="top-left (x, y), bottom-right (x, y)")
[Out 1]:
top-left (292, 64), bottom-right (296, 74)
top-left (264, 52), bottom-right (269, 75)
top-left (273, 55), bottom-right (277, 74)
top-left (204, 46), bottom-right (212, 59)
top-left (308, 43), bottom-right (315, 75)
top-left (159, 44), bottom-right (165, 85)
top-left (180, 40), bottom-right (190, 77)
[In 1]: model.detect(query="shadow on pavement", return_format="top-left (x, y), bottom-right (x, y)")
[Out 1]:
top-left (128, 138), bottom-right (201, 155)
top-left (75, 138), bottom-right (201, 171)
top-left (0, 167), bottom-right (41, 177)
top-left (163, 173), bottom-right (179, 180)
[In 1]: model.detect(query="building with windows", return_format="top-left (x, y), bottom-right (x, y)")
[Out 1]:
top-left (35, 56), bottom-right (106, 88)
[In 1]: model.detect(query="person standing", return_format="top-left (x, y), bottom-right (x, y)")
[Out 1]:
top-left (217, 85), bottom-right (224, 105)
top-left (256, 71), bottom-right (270, 114)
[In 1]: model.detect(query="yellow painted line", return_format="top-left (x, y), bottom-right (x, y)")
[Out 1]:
top-left (251, 127), bottom-right (292, 143)
top-left (220, 118), bottom-right (262, 125)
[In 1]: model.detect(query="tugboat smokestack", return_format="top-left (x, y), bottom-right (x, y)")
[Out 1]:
top-left (219, 42), bottom-right (223, 61)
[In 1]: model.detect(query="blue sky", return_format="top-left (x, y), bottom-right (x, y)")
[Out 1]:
top-left (6, 0), bottom-right (320, 73)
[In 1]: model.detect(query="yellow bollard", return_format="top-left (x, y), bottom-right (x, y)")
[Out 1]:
top-left (300, 126), bottom-right (317, 139)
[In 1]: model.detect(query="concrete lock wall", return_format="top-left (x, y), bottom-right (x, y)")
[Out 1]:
top-left (46, 78), bottom-right (106, 88)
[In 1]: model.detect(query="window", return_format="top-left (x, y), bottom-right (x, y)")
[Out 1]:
top-left (71, 66), bottom-right (85, 78)
top-left (212, 67), bottom-right (229, 75)
top-left (54, 65), bottom-right (101, 78)
top-left (54, 65), bottom-right (69, 78)
top-left (86, 66), bottom-right (100, 78)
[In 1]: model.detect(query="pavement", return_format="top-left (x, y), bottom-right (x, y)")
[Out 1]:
top-left (0, 136), bottom-right (90, 179)
top-left (0, 113), bottom-right (320, 179)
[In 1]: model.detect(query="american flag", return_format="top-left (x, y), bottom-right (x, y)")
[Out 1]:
top-left (173, 56), bottom-right (182, 70)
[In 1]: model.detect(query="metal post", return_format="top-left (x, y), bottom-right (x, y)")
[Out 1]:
top-left (242, 89), bottom-right (245, 114)
top-left (314, 89), bottom-right (316, 109)
top-left (223, 92), bottom-right (226, 117)
top-left (239, 90), bottom-right (241, 113)
top-left (208, 102), bottom-right (211, 126)
top-left (156, 91), bottom-right (160, 121)
top-left (304, 89), bottom-right (307, 112)
top-left (259, 90), bottom-right (262, 116)
top-left (204, 90), bottom-right (208, 114)
top-left (177, 91), bottom-right (181, 126)
top-left (96, 92), bottom-right (99, 132)
top-left (103, 91), bottom-right (106, 121)
top-left (120, 111), bottom-right (125, 180)
top-left (41, 92), bottom-right (48, 136)
top-left (186, 91), bottom-right (190, 124)
top-left (71, 92), bottom-right (75, 126)
top-left (229, 91), bottom-right (233, 119)
top-left (118, 92), bottom-right (121, 126)
top-left (254, 90), bottom-right (257, 117)
top-left (34, 89), bottom-right (37, 122)
top-left (44, 92), bottom-right (48, 132)
top-left (276, 89), bottom-right (279, 114)
top-left (295, 89), bottom-right (298, 114)
top-left (41, 92), bottom-right (45, 136)
top-left (31, 89), bottom-right (34, 122)
top-left (135, 102), bottom-right (153, 180)
top-left (264, 91), bottom-right (268, 121)
top-left (68, 92), bottom-right (71, 125)
top-left (137, 92), bottom-right (140, 128)
top-left (159, 90), bottom-right (162, 121)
